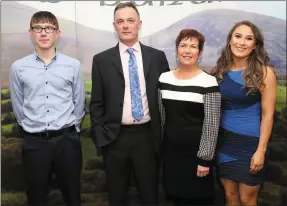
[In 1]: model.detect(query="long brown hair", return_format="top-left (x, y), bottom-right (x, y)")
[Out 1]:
top-left (212, 20), bottom-right (272, 93)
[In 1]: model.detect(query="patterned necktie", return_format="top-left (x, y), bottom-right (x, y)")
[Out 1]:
top-left (127, 48), bottom-right (144, 121)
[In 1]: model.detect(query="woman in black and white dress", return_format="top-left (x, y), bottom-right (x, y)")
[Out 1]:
top-left (159, 29), bottom-right (221, 205)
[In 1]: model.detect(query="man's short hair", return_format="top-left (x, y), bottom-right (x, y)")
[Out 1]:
top-left (114, 2), bottom-right (140, 19)
top-left (30, 11), bottom-right (59, 29)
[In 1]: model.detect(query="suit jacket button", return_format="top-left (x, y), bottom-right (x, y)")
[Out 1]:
top-left (120, 102), bottom-right (123, 107)
top-left (122, 84), bottom-right (125, 88)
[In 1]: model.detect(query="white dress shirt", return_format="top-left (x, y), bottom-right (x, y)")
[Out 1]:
top-left (119, 41), bottom-right (151, 125)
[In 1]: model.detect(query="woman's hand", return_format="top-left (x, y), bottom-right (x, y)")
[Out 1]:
top-left (197, 165), bottom-right (209, 177)
top-left (250, 150), bottom-right (265, 174)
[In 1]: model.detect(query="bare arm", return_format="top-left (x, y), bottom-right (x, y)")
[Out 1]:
top-left (250, 66), bottom-right (277, 174)
top-left (258, 67), bottom-right (277, 152)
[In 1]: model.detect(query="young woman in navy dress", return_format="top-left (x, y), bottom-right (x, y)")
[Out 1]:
top-left (212, 21), bottom-right (277, 206)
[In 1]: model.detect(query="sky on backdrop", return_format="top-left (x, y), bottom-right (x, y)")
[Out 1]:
top-left (16, 1), bottom-right (287, 36)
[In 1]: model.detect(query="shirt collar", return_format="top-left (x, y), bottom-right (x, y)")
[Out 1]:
top-left (33, 48), bottom-right (58, 61)
top-left (119, 41), bottom-right (141, 55)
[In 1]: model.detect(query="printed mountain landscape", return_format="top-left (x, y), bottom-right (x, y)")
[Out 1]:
top-left (1, 1), bottom-right (286, 86)
top-left (143, 8), bottom-right (286, 72)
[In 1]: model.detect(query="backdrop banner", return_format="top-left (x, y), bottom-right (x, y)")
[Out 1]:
top-left (1, 1), bottom-right (286, 206)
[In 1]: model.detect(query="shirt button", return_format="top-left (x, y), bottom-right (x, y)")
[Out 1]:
top-left (47, 110), bottom-right (49, 112)
top-left (46, 96), bottom-right (48, 99)
top-left (47, 124), bottom-right (50, 126)
top-left (133, 120), bottom-right (136, 123)
top-left (46, 82), bottom-right (48, 84)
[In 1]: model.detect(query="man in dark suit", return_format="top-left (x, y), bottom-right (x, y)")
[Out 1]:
top-left (90, 2), bottom-right (169, 206)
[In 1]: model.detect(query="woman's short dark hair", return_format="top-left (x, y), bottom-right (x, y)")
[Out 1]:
top-left (175, 29), bottom-right (205, 52)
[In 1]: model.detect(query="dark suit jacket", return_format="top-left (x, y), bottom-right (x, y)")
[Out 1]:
top-left (90, 42), bottom-right (169, 155)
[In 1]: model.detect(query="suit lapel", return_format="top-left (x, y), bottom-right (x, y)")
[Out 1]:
top-left (140, 43), bottom-right (151, 78)
top-left (111, 44), bottom-right (124, 79)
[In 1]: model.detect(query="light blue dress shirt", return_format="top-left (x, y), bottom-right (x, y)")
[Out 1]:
top-left (9, 51), bottom-right (85, 133)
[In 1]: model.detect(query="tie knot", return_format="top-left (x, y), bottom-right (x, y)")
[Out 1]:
top-left (127, 48), bottom-right (134, 54)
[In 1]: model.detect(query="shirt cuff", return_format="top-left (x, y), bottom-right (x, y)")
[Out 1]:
top-left (74, 113), bottom-right (85, 133)
top-left (74, 123), bottom-right (80, 133)
top-left (196, 157), bottom-right (213, 167)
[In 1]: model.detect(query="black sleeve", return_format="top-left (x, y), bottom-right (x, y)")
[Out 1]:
top-left (160, 51), bottom-right (170, 73)
top-left (89, 55), bottom-right (105, 144)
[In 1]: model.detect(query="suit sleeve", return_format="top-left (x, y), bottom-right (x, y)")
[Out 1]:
top-left (89, 55), bottom-right (105, 145)
top-left (158, 74), bottom-right (165, 138)
top-left (160, 51), bottom-right (170, 73)
top-left (158, 51), bottom-right (169, 137)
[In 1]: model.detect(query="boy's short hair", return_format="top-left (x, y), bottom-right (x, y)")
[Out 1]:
top-left (30, 11), bottom-right (59, 29)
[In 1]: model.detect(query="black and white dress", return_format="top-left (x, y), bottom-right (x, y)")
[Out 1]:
top-left (159, 70), bottom-right (221, 199)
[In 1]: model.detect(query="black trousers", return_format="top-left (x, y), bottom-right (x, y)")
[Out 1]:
top-left (166, 194), bottom-right (214, 206)
top-left (22, 128), bottom-right (82, 206)
top-left (103, 123), bottom-right (158, 206)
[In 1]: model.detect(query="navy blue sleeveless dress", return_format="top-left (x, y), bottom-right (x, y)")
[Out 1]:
top-left (216, 70), bottom-right (265, 186)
